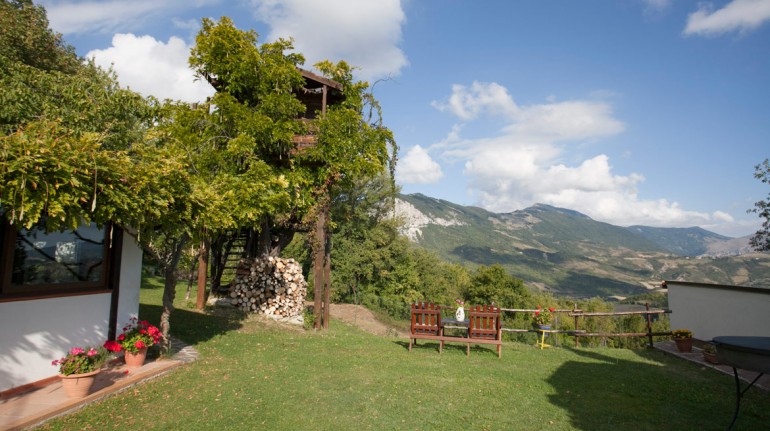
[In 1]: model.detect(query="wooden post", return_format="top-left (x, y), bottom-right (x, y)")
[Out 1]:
top-left (313, 207), bottom-right (325, 329)
top-left (645, 302), bottom-right (653, 348)
top-left (573, 303), bottom-right (580, 348)
top-left (321, 85), bottom-right (328, 115)
top-left (196, 239), bottom-right (208, 310)
top-left (323, 233), bottom-right (331, 329)
top-left (312, 204), bottom-right (332, 329)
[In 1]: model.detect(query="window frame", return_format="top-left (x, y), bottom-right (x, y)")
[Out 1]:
top-left (0, 221), bottom-right (113, 302)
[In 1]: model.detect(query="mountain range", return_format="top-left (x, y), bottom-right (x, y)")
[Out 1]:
top-left (395, 193), bottom-right (769, 299)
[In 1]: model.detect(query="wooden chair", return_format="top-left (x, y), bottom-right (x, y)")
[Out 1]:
top-left (409, 302), bottom-right (442, 352)
top-left (467, 305), bottom-right (502, 358)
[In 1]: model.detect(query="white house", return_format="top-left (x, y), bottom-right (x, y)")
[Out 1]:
top-left (666, 280), bottom-right (770, 341)
top-left (0, 223), bottom-right (142, 394)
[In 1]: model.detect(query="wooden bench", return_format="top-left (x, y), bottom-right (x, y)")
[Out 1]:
top-left (467, 305), bottom-right (502, 358)
top-left (408, 302), bottom-right (443, 352)
top-left (409, 303), bottom-right (502, 358)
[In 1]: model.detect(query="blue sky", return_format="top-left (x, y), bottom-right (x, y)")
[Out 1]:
top-left (39, 0), bottom-right (770, 237)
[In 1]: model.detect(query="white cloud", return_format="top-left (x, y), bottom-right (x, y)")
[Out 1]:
top-left (430, 81), bottom-right (740, 231)
top-left (250, 0), bottom-right (408, 81)
top-left (431, 82), bottom-right (518, 121)
top-left (397, 145), bottom-right (443, 184)
top-left (87, 34), bottom-right (215, 103)
top-left (712, 211), bottom-right (735, 223)
top-left (433, 81), bottom-right (624, 143)
top-left (41, 0), bottom-right (219, 35)
top-left (684, 0), bottom-right (770, 36)
top-left (505, 100), bottom-right (625, 143)
top-left (42, 0), bottom-right (161, 34)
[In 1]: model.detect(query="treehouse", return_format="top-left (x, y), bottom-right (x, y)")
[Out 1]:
top-left (203, 69), bottom-right (343, 329)
top-left (291, 68), bottom-right (344, 150)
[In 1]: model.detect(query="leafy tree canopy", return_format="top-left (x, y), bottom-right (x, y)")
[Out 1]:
top-left (0, 0), bottom-right (174, 232)
top-left (0, 0), bottom-right (78, 73)
top-left (463, 264), bottom-right (529, 309)
top-left (749, 158), bottom-right (770, 251)
top-left (186, 17), bottom-right (397, 240)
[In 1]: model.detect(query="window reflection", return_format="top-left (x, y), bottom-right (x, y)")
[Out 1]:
top-left (12, 223), bottom-right (106, 286)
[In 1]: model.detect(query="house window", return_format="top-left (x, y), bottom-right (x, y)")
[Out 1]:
top-left (0, 221), bottom-right (111, 299)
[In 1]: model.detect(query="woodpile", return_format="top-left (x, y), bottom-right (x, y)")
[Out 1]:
top-left (229, 256), bottom-right (307, 317)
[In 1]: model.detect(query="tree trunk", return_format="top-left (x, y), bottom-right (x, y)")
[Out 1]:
top-left (196, 238), bottom-right (209, 310)
top-left (159, 234), bottom-right (188, 354)
top-left (184, 247), bottom-right (198, 301)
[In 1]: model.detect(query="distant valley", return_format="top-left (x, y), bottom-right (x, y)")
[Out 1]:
top-left (395, 193), bottom-right (770, 299)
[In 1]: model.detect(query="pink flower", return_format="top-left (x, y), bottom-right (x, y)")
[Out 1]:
top-left (87, 348), bottom-right (98, 357)
top-left (70, 347), bottom-right (85, 356)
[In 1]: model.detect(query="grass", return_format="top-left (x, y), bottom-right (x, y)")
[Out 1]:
top-left (38, 277), bottom-right (770, 430)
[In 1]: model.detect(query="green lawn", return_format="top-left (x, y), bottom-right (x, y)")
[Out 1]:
top-left (38, 278), bottom-right (770, 430)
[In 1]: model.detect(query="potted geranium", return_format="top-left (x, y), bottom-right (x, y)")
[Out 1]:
top-left (104, 317), bottom-right (163, 367)
top-left (672, 329), bottom-right (693, 352)
top-left (52, 346), bottom-right (108, 398)
top-left (702, 342), bottom-right (719, 364)
top-left (533, 306), bottom-right (555, 330)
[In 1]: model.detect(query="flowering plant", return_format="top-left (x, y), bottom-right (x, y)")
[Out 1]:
top-left (455, 299), bottom-right (465, 308)
top-left (672, 329), bottom-right (693, 339)
top-left (52, 346), bottom-right (108, 376)
top-left (533, 306), bottom-right (555, 326)
top-left (104, 317), bottom-right (162, 354)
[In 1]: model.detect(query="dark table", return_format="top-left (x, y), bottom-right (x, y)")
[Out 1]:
top-left (712, 336), bottom-right (770, 430)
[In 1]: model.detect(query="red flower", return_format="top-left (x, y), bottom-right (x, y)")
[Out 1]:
top-left (534, 310), bottom-right (541, 316)
top-left (104, 340), bottom-right (123, 352)
top-left (548, 307), bottom-right (555, 313)
top-left (134, 340), bottom-right (146, 350)
top-left (117, 334), bottom-right (125, 341)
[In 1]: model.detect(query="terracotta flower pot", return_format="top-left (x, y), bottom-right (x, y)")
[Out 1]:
top-left (124, 347), bottom-right (148, 368)
top-left (60, 369), bottom-right (100, 398)
top-left (703, 351), bottom-right (719, 364)
top-left (674, 338), bottom-right (693, 353)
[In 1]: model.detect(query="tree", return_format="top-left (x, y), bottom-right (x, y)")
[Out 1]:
top-left (186, 17), bottom-right (397, 327)
top-left (0, 0), bottom-right (176, 232)
top-left (749, 158), bottom-right (770, 251)
top-left (1, 1), bottom-right (192, 352)
top-left (0, 0), bottom-right (78, 74)
top-left (463, 264), bottom-right (529, 309)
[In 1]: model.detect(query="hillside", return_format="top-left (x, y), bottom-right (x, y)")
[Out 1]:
top-left (395, 193), bottom-right (770, 298)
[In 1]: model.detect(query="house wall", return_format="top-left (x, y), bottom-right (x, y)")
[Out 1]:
top-left (116, 234), bottom-right (142, 332)
top-left (0, 236), bottom-right (142, 393)
top-left (667, 281), bottom-right (770, 341)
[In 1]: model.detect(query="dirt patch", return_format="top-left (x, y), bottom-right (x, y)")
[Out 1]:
top-left (327, 303), bottom-right (408, 338)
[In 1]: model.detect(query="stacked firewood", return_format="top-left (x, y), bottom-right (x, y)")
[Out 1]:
top-left (229, 256), bottom-right (307, 317)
